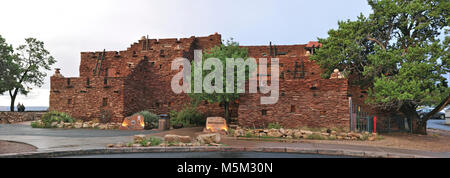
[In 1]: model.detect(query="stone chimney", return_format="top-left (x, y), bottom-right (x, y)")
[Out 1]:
top-left (52, 68), bottom-right (64, 78)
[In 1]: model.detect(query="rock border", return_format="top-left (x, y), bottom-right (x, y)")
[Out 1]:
top-left (0, 146), bottom-right (428, 158)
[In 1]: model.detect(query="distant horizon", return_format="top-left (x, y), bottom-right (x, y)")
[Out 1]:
top-left (0, 106), bottom-right (48, 112)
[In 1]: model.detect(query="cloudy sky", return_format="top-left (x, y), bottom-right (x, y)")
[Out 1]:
top-left (0, 0), bottom-right (399, 107)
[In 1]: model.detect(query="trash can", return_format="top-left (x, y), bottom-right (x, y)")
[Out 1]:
top-left (158, 114), bottom-right (170, 130)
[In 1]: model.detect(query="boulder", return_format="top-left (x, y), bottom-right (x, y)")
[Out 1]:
top-left (98, 124), bottom-right (107, 130)
top-left (293, 131), bottom-right (303, 138)
top-left (134, 135), bottom-right (147, 143)
top-left (368, 136), bottom-right (376, 141)
top-left (92, 123), bottom-right (100, 128)
top-left (178, 136), bottom-right (192, 143)
top-left (64, 123), bottom-right (72, 128)
top-left (267, 129), bottom-right (283, 138)
top-left (196, 133), bottom-right (221, 144)
top-left (82, 122), bottom-right (90, 128)
top-left (51, 122), bottom-right (58, 127)
top-left (74, 122), bottom-right (83, 129)
top-left (164, 134), bottom-right (180, 143)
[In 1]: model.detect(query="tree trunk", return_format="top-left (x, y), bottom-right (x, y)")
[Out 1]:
top-left (9, 89), bottom-right (18, 112)
top-left (400, 104), bottom-right (426, 135)
top-left (224, 101), bottom-right (230, 124)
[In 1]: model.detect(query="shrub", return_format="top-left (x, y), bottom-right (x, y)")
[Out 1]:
top-left (134, 111), bottom-right (159, 129)
top-left (147, 136), bottom-right (162, 146)
top-left (30, 121), bottom-right (43, 128)
top-left (170, 107), bottom-right (205, 128)
top-left (41, 111), bottom-right (75, 128)
top-left (267, 122), bottom-right (282, 129)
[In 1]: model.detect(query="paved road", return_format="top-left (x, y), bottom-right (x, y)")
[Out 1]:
top-left (63, 152), bottom-right (354, 158)
top-left (427, 119), bottom-right (450, 131)
top-left (0, 124), bottom-right (160, 152)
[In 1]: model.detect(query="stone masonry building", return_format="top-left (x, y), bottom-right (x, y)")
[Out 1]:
top-left (50, 33), bottom-right (370, 129)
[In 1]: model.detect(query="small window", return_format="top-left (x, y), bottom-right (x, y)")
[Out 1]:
top-left (290, 105), bottom-right (296, 113)
top-left (67, 78), bottom-right (71, 86)
top-left (104, 77), bottom-right (108, 85)
top-left (159, 64), bottom-right (162, 69)
top-left (261, 109), bottom-right (267, 116)
top-left (155, 102), bottom-right (160, 107)
top-left (68, 99), bottom-right (72, 104)
top-left (86, 78), bottom-right (90, 86)
top-left (102, 98), bottom-right (108, 107)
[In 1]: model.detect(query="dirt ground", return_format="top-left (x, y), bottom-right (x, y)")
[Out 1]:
top-left (302, 129), bottom-right (450, 152)
top-left (0, 140), bottom-right (37, 154)
top-left (151, 127), bottom-right (450, 152)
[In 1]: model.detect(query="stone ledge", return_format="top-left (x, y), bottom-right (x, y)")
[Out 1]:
top-left (0, 146), bottom-right (430, 158)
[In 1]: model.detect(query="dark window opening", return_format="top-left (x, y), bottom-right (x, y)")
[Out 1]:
top-left (261, 109), bottom-right (267, 116)
top-left (290, 105), bottom-right (296, 113)
top-left (159, 64), bottom-right (162, 69)
top-left (67, 78), bottom-right (71, 86)
top-left (294, 60), bottom-right (305, 79)
top-left (68, 99), bottom-right (72, 104)
top-left (86, 78), bottom-right (90, 86)
top-left (280, 72), bottom-right (285, 79)
top-left (104, 77), bottom-right (108, 85)
top-left (155, 102), bottom-right (160, 107)
top-left (102, 98), bottom-right (108, 107)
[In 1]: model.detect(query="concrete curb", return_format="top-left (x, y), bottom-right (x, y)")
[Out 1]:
top-left (0, 146), bottom-right (431, 158)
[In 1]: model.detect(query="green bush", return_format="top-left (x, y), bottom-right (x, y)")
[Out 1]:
top-left (40, 111), bottom-right (75, 128)
top-left (30, 121), bottom-right (43, 128)
top-left (170, 107), bottom-right (205, 128)
top-left (267, 122), bottom-right (282, 129)
top-left (147, 136), bottom-right (162, 146)
top-left (134, 111), bottom-right (159, 129)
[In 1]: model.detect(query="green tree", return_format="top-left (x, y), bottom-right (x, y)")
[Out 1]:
top-left (7, 38), bottom-right (56, 111)
top-left (0, 35), bottom-right (18, 95)
top-left (188, 39), bottom-right (250, 123)
top-left (311, 0), bottom-right (449, 134)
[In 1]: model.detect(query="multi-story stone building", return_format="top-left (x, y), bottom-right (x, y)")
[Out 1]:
top-left (50, 33), bottom-right (371, 129)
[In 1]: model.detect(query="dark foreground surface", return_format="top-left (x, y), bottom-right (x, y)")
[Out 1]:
top-left (61, 152), bottom-right (356, 158)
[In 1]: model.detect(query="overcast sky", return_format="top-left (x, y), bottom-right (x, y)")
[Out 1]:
top-left (0, 0), bottom-right (404, 106)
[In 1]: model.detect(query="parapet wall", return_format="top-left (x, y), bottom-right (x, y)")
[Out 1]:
top-left (0, 112), bottom-right (46, 124)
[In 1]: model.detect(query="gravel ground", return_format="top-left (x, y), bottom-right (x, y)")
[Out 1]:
top-left (0, 140), bottom-right (37, 154)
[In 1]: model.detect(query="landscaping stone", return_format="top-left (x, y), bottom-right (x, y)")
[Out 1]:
top-left (179, 136), bottom-right (192, 143)
top-left (164, 134), bottom-right (180, 143)
top-left (197, 133), bottom-right (221, 144)
top-left (133, 135), bottom-right (147, 143)
top-left (267, 129), bottom-right (283, 137)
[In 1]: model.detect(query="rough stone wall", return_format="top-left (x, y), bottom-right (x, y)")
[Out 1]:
top-left (51, 34), bottom-right (225, 122)
top-left (50, 76), bottom-right (126, 122)
top-left (0, 112), bottom-right (46, 124)
top-left (50, 34), bottom-right (353, 130)
top-left (237, 45), bottom-right (350, 129)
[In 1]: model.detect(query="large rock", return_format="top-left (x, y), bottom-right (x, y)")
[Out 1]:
top-left (293, 130), bottom-right (303, 138)
top-left (82, 122), bottom-right (90, 128)
top-left (74, 122), bottom-right (83, 129)
top-left (267, 129), bottom-right (283, 138)
top-left (178, 136), bottom-right (192, 143)
top-left (196, 133), bottom-right (221, 144)
top-left (134, 135), bottom-right (147, 143)
top-left (164, 134), bottom-right (180, 143)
